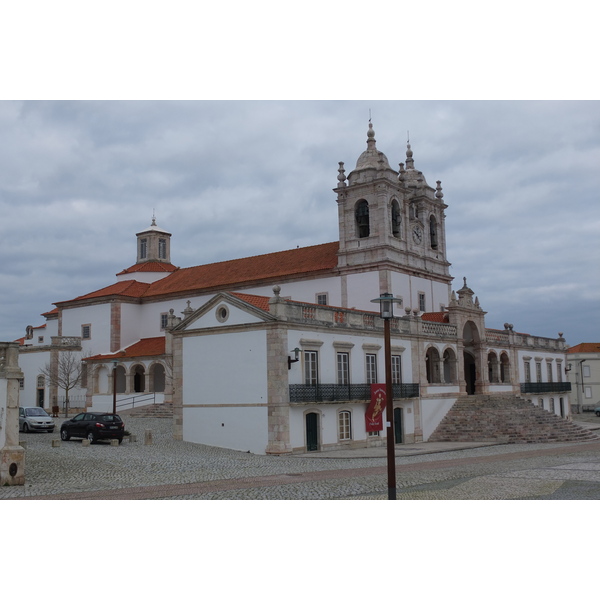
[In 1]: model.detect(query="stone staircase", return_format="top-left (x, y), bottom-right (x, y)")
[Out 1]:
top-left (125, 403), bottom-right (174, 419)
top-left (429, 394), bottom-right (599, 444)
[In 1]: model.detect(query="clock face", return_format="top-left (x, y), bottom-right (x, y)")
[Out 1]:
top-left (412, 225), bottom-right (423, 244)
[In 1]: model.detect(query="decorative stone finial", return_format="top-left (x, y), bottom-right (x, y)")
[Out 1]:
top-left (272, 285), bottom-right (281, 297)
top-left (405, 142), bottom-right (415, 169)
top-left (182, 300), bottom-right (194, 318)
top-left (435, 180), bottom-right (444, 200)
top-left (337, 162), bottom-right (347, 187)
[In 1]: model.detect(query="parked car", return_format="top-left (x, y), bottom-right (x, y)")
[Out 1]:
top-left (60, 412), bottom-right (125, 444)
top-left (19, 407), bottom-right (55, 433)
top-left (595, 406), bottom-right (600, 417)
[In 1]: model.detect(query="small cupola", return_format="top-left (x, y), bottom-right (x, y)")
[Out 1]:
top-left (136, 217), bottom-right (172, 264)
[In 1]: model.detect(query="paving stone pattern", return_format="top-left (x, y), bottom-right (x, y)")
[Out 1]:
top-left (4, 415), bottom-right (600, 500)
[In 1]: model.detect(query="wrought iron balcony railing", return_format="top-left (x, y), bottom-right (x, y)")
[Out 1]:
top-left (520, 382), bottom-right (571, 394)
top-left (289, 383), bottom-right (420, 403)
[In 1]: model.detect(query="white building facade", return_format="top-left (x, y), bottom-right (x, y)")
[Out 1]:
top-left (16, 123), bottom-right (572, 453)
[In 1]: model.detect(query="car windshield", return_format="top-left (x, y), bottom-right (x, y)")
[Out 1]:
top-left (99, 415), bottom-right (122, 423)
top-left (25, 408), bottom-right (49, 417)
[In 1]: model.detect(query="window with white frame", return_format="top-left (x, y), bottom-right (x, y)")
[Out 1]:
top-left (557, 363), bottom-right (563, 382)
top-left (316, 293), bottom-right (328, 306)
top-left (160, 313), bottom-right (169, 330)
top-left (158, 238), bottom-right (167, 259)
top-left (139, 237), bottom-right (147, 259)
top-left (366, 354), bottom-right (377, 384)
top-left (338, 410), bottom-right (352, 441)
top-left (539, 398), bottom-right (544, 409)
top-left (418, 293), bottom-right (426, 313)
top-left (337, 352), bottom-right (349, 385)
top-left (547, 362), bottom-right (553, 383)
top-left (18, 378), bottom-right (24, 390)
top-left (583, 365), bottom-right (591, 378)
top-left (585, 386), bottom-right (593, 399)
top-left (82, 324), bottom-right (91, 340)
top-left (535, 361), bottom-right (542, 383)
top-left (304, 351), bottom-right (318, 386)
top-left (524, 360), bottom-right (531, 383)
top-left (392, 355), bottom-right (402, 384)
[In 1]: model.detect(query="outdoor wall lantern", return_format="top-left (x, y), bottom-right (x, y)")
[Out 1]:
top-left (288, 347), bottom-right (301, 369)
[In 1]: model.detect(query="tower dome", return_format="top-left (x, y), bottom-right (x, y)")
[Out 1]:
top-left (353, 122), bottom-right (391, 171)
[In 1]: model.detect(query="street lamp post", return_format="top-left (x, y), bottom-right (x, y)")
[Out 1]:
top-left (371, 293), bottom-right (403, 500)
top-left (112, 359), bottom-right (118, 415)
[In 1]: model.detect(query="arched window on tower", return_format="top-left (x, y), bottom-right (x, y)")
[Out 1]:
top-left (355, 200), bottom-right (370, 238)
top-left (391, 199), bottom-right (401, 238)
top-left (429, 215), bottom-right (438, 249)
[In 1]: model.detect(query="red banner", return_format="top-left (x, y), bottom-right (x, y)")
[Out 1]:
top-left (365, 384), bottom-right (386, 432)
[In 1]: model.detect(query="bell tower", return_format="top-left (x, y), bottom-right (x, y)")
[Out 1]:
top-left (334, 123), bottom-right (451, 282)
top-left (136, 217), bottom-right (172, 264)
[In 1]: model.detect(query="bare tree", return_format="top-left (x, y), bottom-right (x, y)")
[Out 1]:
top-left (40, 352), bottom-right (86, 417)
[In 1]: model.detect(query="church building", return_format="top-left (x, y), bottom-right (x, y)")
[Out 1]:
top-left (16, 123), bottom-right (573, 453)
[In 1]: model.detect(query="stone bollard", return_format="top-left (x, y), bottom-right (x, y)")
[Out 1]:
top-left (51, 439), bottom-right (61, 448)
top-left (144, 429), bottom-right (153, 445)
top-left (129, 434), bottom-right (137, 443)
top-left (81, 439), bottom-right (91, 447)
top-left (110, 439), bottom-right (119, 447)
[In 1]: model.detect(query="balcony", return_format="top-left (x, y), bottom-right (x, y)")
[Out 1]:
top-left (289, 383), bottom-right (420, 403)
top-left (520, 382), bottom-right (572, 394)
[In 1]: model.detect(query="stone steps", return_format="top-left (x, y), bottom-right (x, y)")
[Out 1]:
top-left (125, 403), bottom-right (174, 419)
top-left (429, 395), bottom-right (598, 444)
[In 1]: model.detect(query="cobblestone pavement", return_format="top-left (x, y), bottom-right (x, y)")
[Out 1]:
top-left (4, 415), bottom-right (600, 500)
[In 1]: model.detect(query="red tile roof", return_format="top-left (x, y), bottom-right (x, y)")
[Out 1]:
top-left (85, 337), bottom-right (166, 361)
top-left (56, 242), bottom-right (340, 306)
top-left (142, 242), bottom-right (340, 298)
top-left (421, 312), bottom-right (449, 323)
top-left (230, 292), bottom-right (271, 312)
top-left (567, 343), bottom-right (600, 354)
top-left (59, 280), bottom-right (151, 304)
top-left (116, 262), bottom-right (179, 275)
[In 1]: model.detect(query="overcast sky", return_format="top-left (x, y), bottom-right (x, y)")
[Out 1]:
top-left (0, 100), bottom-right (598, 345)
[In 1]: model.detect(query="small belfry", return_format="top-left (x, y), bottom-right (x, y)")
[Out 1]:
top-left (136, 216), bottom-right (172, 264)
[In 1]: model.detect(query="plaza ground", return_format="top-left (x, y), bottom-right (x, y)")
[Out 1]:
top-left (3, 412), bottom-right (600, 500)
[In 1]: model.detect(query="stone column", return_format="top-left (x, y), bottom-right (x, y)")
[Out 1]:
top-left (171, 334), bottom-right (184, 441)
top-left (1, 342), bottom-right (25, 485)
top-left (265, 324), bottom-right (292, 454)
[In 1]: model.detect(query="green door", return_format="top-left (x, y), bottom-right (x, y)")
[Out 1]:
top-left (394, 407), bottom-right (403, 444)
top-left (306, 413), bottom-right (319, 451)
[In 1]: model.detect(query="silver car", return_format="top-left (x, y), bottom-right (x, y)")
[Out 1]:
top-left (19, 407), bottom-right (55, 433)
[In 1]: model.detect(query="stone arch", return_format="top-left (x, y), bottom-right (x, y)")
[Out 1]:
top-left (115, 365), bottom-right (126, 394)
top-left (442, 347), bottom-right (457, 384)
top-left (425, 346), bottom-right (442, 383)
top-left (487, 351), bottom-right (499, 383)
top-left (500, 352), bottom-right (511, 383)
top-left (355, 199), bottom-right (370, 238)
top-left (463, 351), bottom-right (476, 395)
top-left (391, 198), bottom-right (402, 238)
top-left (149, 362), bottom-right (166, 393)
top-left (429, 214), bottom-right (438, 249)
top-left (463, 321), bottom-right (481, 345)
top-left (96, 365), bottom-right (109, 394)
top-left (131, 363), bottom-right (146, 393)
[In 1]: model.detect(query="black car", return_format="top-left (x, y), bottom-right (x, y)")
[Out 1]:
top-left (60, 412), bottom-right (125, 444)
